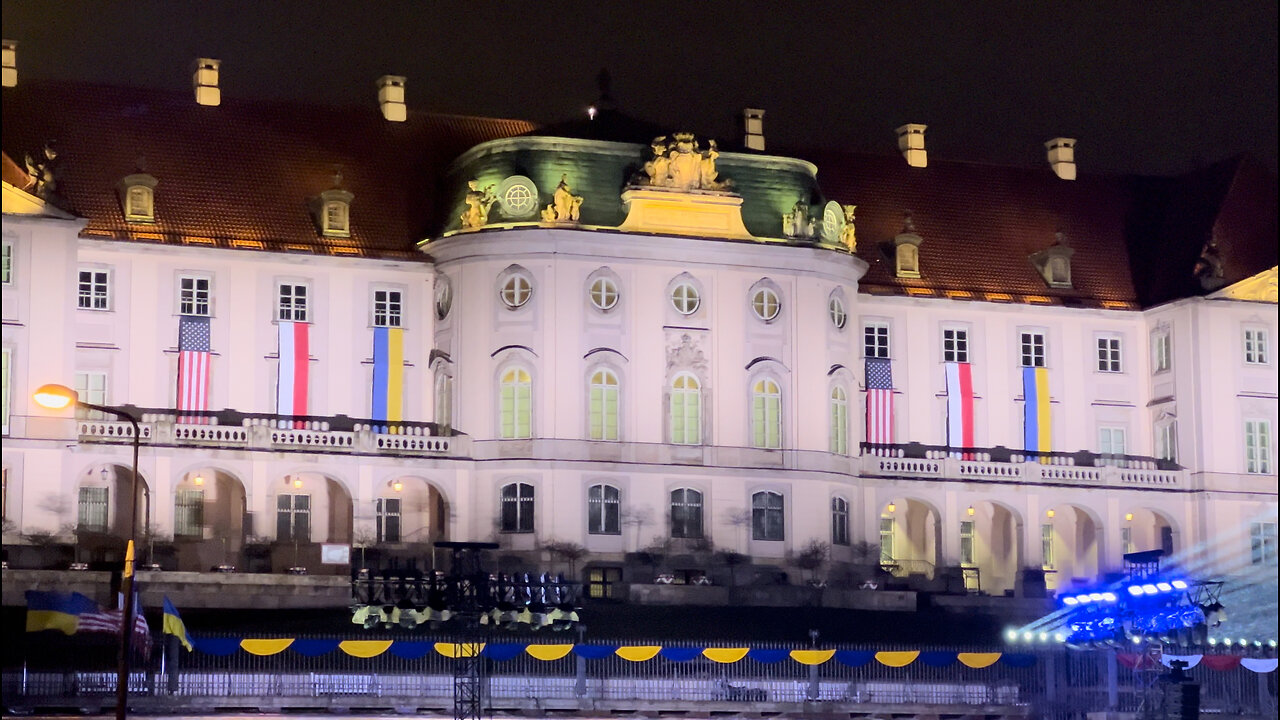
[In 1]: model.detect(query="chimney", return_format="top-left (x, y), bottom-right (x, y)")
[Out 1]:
top-left (896, 124), bottom-right (927, 168)
top-left (192, 58), bottom-right (221, 106)
top-left (377, 75), bottom-right (407, 122)
top-left (742, 108), bottom-right (765, 151)
top-left (1046, 137), bottom-right (1077, 180)
top-left (2, 40), bottom-right (16, 87)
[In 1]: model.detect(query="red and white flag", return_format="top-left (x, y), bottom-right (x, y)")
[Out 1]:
top-left (865, 358), bottom-right (895, 445)
top-left (177, 315), bottom-right (211, 424)
top-left (945, 362), bottom-right (975, 452)
top-left (276, 321), bottom-right (310, 426)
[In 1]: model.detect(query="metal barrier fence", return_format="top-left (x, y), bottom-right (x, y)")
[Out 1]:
top-left (5, 634), bottom-right (1276, 718)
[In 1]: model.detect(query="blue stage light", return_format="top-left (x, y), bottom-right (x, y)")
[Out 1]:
top-left (1102, 592), bottom-right (1117, 602)
top-left (1171, 580), bottom-right (1188, 589)
top-left (1141, 584), bottom-right (1157, 594)
top-left (1063, 596), bottom-right (1078, 606)
top-left (1088, 592), bottom-right (1104, 602)
top-left (1128, 585), bottom-right (1144, 596)
top-left (1156, 582), bottom-right (1172, 592)
top-left (1076, 594), bottom-right (1092, 604)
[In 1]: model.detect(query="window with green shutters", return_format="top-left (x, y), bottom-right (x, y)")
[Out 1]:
top-left (751, 377), bottom-right (781, 449)
top-left (670, 374), bottom-right (701, 445)
top-left (829, 386), bottom-right (848, 454)
top-left (499, 368), bottom-right (532, 439)
top-left (588, 369), bottom-right (619, 441)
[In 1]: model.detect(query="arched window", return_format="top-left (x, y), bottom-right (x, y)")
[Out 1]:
top-left (500, 272), bottom-right (533, 309)
top-left (435, 370), bottom-right (452, 431)
top-left (499, 368), bottom-right (532, 439)
top-left (751, 377), bottom-right (781, 449)
top-left (670, 282), bottom-right (700, 315)
top-left (829, 386), bottom-right (848, 455)
top-left (752, 491), bottom-right (784, 541)
top-left (587, 484), bottom-right (621, 535)
top-left (751, 287), bottom-right (780, 322)
top-left (831, 497), bottom-right (850, 546)
top-left (670, 374), bottom-right (701, 445)
top-left (589, 276), bottom-right (619, 312)
top-left (588, 369), bottom-right (619, 441)
top-left (670, 488), bottom-right (703, 539)
top-left (500, 482), bottom-right (535, 533)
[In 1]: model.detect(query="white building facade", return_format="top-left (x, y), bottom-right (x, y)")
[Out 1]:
top-left (1, 79), bottom-right (1276, 600)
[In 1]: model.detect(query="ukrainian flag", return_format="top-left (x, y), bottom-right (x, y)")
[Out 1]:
top-left (162, 596), bottom-right (194, 652)
top-left (1022, 366), bottom-right (1052, 454)
top-left (371, 326), bottom-right (404, 422)
top-left (25, 590), bottom-right (99, 635)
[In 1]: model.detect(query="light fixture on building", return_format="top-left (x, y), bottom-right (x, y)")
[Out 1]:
top-left (1124, 512), bottom-right (1133, 522)
top-left (1046, 509), bottom-right (1055, 518)
top-left (101, 467), bottom-right (109, 483)
top-left (587, 105), bottom-right (597, 120)
top-left (193, 475), bottom-right (204, 487)
top-left (292, 477), bottom-right (303, 489)
top-left (192, 58), bottom-right (221, 107)
top-left (392, 480), bottom-right (403, 492)
top-left (966, 505), bottom-right (975, 516)
top-left (886, 502), bottom-right (896, 513)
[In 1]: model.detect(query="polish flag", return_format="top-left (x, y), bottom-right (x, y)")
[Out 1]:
top-left (277, 321), bottom-right (310, 426)
top-left (945, 362), bottom-right (975, 452)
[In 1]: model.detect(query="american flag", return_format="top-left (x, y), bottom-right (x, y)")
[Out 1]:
top-left (177, 316), bottom-right (211, 423)
top-left (77, 605), bottom-right (151, 656)
top-left (865, 357), bottom-right (895, 445)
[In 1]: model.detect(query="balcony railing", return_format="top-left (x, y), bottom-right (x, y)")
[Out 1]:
top-left (76, 406), bottom-right (466, 458)
top-left (860, 442), bottom-right (1185, 488)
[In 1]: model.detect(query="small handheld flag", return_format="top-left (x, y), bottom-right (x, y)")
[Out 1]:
top-left (163, 596), bottom-right (194, 652)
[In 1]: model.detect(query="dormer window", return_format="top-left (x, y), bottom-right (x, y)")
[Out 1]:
top-left (117, 173), bottom-right (158, 223)
top-left (1030, 239), bottom-right (1074, 289)
top-left (311, 187), bottom-right (354, 238)
top-left (891, 216), bottom-right (923, 279)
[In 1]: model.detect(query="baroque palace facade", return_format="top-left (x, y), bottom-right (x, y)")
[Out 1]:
top-left (1, 66), bottom-right (1277, 602)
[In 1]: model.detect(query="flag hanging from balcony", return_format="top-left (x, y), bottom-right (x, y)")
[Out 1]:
top-left (1022, 366), bottom-right (1051, 453)
top-left (864, 357), bottom-right (894, 445)
top-left (177, 315), bottom-right (211, 423)
top-left (371, 326), bottom-right (404, 423)
top-left (945, 362), bottom-right (975, 450)
top-left (276, 321), bottom-right (310, 424)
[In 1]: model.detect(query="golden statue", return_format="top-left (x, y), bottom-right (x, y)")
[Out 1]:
top-left (460, 180), bottom-right (497, 229)
top-left (638, 133), bottom-right (730, 191)
top-left (782, 199), bottom-right (814, 239)
top-left (840, 204), bottom-right (857, 252)
top-left (540, 174), bottom-right (584, 223)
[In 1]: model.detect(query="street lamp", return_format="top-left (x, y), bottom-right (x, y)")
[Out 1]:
top-left (33, 383), bottom-right (141, 720)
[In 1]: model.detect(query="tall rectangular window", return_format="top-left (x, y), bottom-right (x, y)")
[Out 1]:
top-left (1245, 420), bottom-right (1272, 474)
top-left (178, 275), bottom-right (211, 316)
top-left (376, 497), bottom-right (401, 543)
top-left (435, 372), bottom-right (453, 431)
top-left (276, 494), bottom-right (311, 543)
top-left (1, 348), bottom-right (11, 436)
top-left (1244, 328), bottom-right (1270, 365)
top-left (959, 520), bottom-right (975, 566)
top-left (942, 327), bottom-right (969, 363)
top-left (879, 516), bottom-right (895, 564)
top-left (78, 487), bottom-right (109, 533)
top-left (1019, 331), bottom-right (1046, 367)
top-left (1, 241), bottom-right (12, 285)
top-left (278, 283), bottom-right (309, 322)
top-left (1098, 426), bottom-right (1126, 461)
top-left (670, 488), bottom-right (703, 539)
top-left (1152, 330), bottom-right (1171, 373)
top-left (1096, 335), bottom-right (1122, 372)
top-left (751, 491), bottom-right (784, 541)
top-left (77, 269), bottom-right (110, 310)
top-left (1156, 421), bottom-right (1177, 463)
top-left (1041, 523), bottom-right (1055, 569)
top-left (74, 371), bottom-right (108, 421)
top-left (500, 482), bottom-right (535, 533)
top-left (829, 387), bottom-right (849, 455)
top-left (588, 369), bottom-right (619, 441)
top-left (174, 489), bottom-right (204, 537)
top-left (863, 322), bottom-right (890, 359)
top-left (1121, 526), bottom-right (1135, 555)
top-left (1251, 522), bottom-right (1277, 565)
top-left (587, 484), bottom-right (621, 535)
top-left (372, 288), bottom-right (402, 328)
top-left (831, 497), bottom-right (849, 546)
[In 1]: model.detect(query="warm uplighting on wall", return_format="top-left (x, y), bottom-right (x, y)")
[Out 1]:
top-left (886, 502), bottom-right (896, 513)
top-left (292, 477), bottom-right (303, 489)
top-left (392, 480), bottom-right (403, 492)
top-left (1046, 509), bottom-right (1056, 518)
top-left (967, 505), bottom-right (976, 516)
top-left (193, 475), bottom-right (204, 487)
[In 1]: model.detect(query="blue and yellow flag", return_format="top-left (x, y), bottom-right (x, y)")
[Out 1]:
top-left (25, 590), bottom-right (99, 635)
top-left (162, 596), bottom-right (193, 652)
top-left (1022, 367), bottom-right (1051, 453)
top-left (371, 326), bottom-right (404, 422)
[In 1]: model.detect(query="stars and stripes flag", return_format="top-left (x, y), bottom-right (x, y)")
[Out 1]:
top-left (177, 315), bottom-right (211, 423)
top-left (945, 362), bottom-right (976, 453)
top-left (276, 321), bottom-right (310, 426)
top-left (71, 591), bottom-right (152, 658)
top-left (864, 357), bottom-right (894, 445)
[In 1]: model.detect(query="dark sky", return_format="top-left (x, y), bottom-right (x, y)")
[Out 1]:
top-left (4, 1), bottom-right (1276, 176)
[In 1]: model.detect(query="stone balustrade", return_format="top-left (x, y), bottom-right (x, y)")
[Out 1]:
top-left (860, 442), bottom-right (1186, 488)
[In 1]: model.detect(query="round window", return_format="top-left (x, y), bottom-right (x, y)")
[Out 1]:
top-left (589, 277), bottom-right (619, 311)
top-left (496, 175), bottom-right (539, 219)
top-left (435, 276), bottom-right (453, 320)
top-left (752, 288), bottom-right (780, 321)
top-left (500, 274), bottom-right (533, 308)
top-left (828, 295), bottom-right (846, 329)
top-left (671, 283), bottom-right (700, 315)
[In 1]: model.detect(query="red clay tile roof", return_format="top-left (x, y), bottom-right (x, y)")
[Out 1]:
top-left (1, 81), bottom-right (536, 259)
top-left (803, 148), bottom-right (1144, 308)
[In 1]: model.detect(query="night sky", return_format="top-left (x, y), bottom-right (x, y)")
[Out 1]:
top-left (3, 1), bottom-right (1276, 176)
